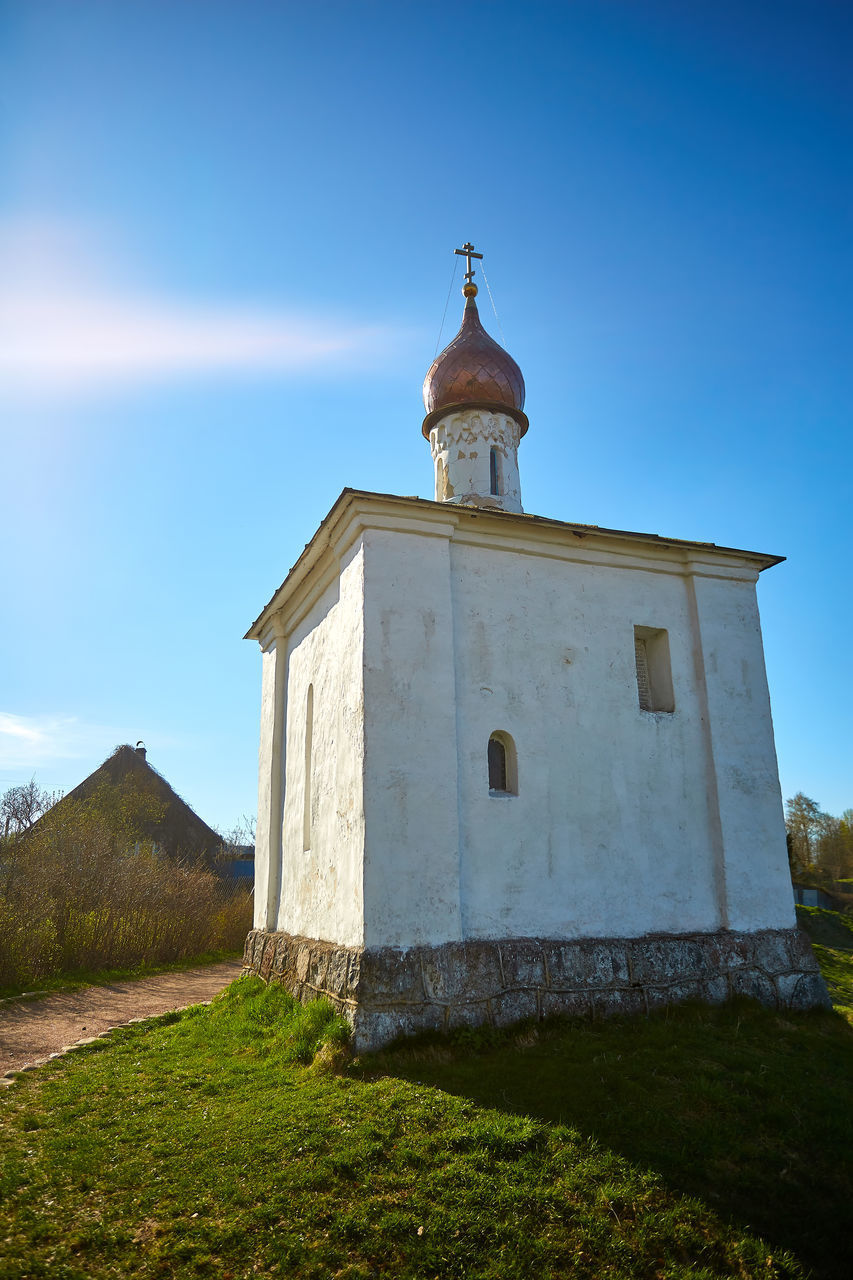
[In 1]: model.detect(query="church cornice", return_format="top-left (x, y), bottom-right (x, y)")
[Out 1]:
top-left (246, 488), bottom-right (785, 643)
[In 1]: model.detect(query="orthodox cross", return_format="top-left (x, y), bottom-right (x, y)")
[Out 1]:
top-left (455, 241), bottom-right (483, 285)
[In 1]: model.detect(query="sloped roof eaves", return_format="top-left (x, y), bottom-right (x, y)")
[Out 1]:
top-left (245, 488), bottom-right (785, 640)
top-left (245, 490), bottom-right (356, 640)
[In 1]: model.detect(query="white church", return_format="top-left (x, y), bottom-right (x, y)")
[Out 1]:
top-left (243, 245), bottom-right (827, 1049)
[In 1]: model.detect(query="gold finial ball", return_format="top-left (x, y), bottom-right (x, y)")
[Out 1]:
top-left (463, 283), bottom-right (478, 297)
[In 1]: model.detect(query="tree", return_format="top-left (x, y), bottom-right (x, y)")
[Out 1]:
top-left (1, 778), bottom-right (57, 837)
top-left (842, 812), bottom-right (853, 878)
top-left (1, 778), bottom-right (60, 900)
top-left (222, 814), bottom-right (256, 850)
top-left (785, 793), bottom-right (823, 878)
top-left (821, 810), bottom-right (853, 883)
top-left (815, 814), bottom-right (853, 882)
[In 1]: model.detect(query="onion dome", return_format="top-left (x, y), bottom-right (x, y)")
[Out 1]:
top-left (422, 284), bottom-right (527, 439)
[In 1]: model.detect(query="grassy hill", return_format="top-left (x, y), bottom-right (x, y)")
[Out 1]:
top-left (796, 904), bottom-right (853, 1020)
top-left (1, 917), bottom-right (851, 1279)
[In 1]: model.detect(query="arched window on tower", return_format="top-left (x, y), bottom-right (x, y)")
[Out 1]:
top-left (488, 731), bottom-right (517, 795)
top-left (489, 448), bottom-right (500, 496)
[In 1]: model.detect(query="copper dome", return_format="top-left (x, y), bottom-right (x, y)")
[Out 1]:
top-left (422, 288), bottom-right (527, 439)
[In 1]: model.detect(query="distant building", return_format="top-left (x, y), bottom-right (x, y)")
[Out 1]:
top-left (793, 883), bottom-right (840, 911)
top-left (220, 844), bottom-right (256, 885)
top-left (32, 743), bottom-right (224, 868)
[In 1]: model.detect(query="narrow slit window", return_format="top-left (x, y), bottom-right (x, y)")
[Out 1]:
top-left (302, 684), bottom-right (314, 850)
top-left (489, 448), bottom-right (500, 495)
top-left (633, 627), bottom-right (675, 713)
top-left (488, 731), bottom-right (518, 795)
top-left (634, 638), bottom-right (652, 711)
top-left (488, 736), bottom-right (507, 791)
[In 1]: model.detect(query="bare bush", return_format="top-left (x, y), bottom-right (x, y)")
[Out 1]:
top-left (1, 778), bottom-right (58, 837)
top-left (0, 794), bottom-right (251, 990)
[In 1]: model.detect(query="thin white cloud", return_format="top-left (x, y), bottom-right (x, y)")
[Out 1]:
top-left (0, 218), bottom-right (392, 396)
top-left (0, 712), bottom-right (122, 773)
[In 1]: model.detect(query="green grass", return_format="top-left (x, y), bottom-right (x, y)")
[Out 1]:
top-left (366, 1002), bottom-right (853, 1279)
top-left (796, 905), bottom-right (853, 1021)
top-left (0, 947), bottom-right (245, 1003)
top-left (2, 963), bottom-right (852, 1280)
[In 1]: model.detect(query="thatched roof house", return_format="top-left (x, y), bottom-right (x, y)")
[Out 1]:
top-left (37, 744), bottom-right (223, 865)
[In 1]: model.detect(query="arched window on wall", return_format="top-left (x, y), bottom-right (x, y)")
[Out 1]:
top-left (488, 731), bottom-right (517, 795)
top-left (302, 684), bottom-right (314, 851)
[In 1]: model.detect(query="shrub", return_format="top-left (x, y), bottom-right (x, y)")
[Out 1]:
top-left (0, 799), bottom-right (252, 989)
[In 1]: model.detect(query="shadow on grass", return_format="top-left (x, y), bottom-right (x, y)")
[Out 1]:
top-left (363, 999), bottom-right (853, 1280)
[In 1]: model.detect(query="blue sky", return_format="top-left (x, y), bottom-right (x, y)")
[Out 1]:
top-left (1, 0), bottom-right (850, 831)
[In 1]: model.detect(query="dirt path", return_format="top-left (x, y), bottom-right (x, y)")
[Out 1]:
top-left (0, 960), bottom-right (244, 1076)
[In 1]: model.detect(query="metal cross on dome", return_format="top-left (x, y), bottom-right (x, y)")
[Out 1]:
top-left (454, 241), bottom-right (483, 285)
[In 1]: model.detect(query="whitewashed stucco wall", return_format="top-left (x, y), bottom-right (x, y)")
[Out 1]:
top-left (257, 541), bottom-right (367, 946)
top-left (361, 527), bottom-right (463, 948)
top-left (690, 572), bottom-right (793, 931)
top-left (253, 638), bottom-right (281, 931)
top-left (356, 517), bottom-right (793, 947)
top-left (253, 495), bottom-right (793, 953)
top-left (448, 542), bottom-right (724, 942)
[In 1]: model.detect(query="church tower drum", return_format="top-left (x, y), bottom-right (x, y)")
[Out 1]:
top-left (423, 243), bottom-right (528, 514)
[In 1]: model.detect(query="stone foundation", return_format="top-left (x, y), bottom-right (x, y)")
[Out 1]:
top-left (242, 926), bottom-right (830, 1053)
